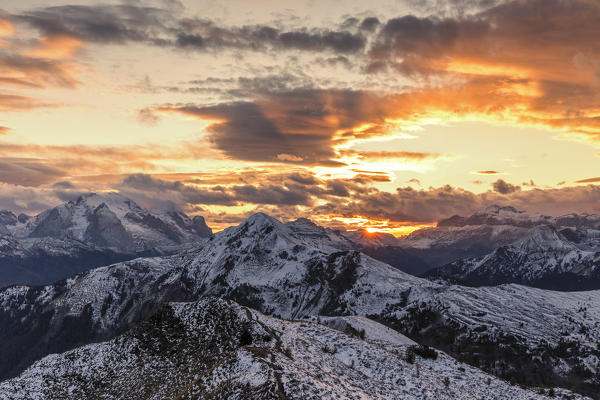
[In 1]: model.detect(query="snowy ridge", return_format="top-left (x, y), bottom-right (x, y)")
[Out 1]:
top-left (0, 298), bottom-right (588, 400)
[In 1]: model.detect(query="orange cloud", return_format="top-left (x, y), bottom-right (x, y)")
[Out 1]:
top-left (26, 35), bottom-right (83, 59)
top-left (575, 177), bottom-right (600, 183)
top-left (0, 16), bottom-right (14, 37)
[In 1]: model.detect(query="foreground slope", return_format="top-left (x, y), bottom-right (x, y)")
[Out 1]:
top-left (0, 297), bottom-right (586, 400)
top-left (1, 213), bottom-right (599, 396)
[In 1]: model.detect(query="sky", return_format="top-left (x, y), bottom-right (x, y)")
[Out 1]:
top-left (0, 0), bottom-right (599, 234)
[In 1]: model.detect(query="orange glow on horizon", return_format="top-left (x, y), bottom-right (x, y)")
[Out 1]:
top-left (318, 215), bottom-right (435, 237)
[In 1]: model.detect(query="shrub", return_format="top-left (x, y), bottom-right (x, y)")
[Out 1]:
top-left (410, 344), bottom-right (438, 360)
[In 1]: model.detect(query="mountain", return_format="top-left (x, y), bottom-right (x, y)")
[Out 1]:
top-left (286, 217), bottom-right (429, 274)
top-left (1, 212), bottom-right (599, 397)
top-left (397, 205), bottom-right (600, 275)
top-left (0, 297), bottom-right (586, 400)
top-left (424, 224), bottom-right (600, 290)
top-left (0, 193), bottom-right (212, 287)
top-left (397, 206), bottom-right (540, 274)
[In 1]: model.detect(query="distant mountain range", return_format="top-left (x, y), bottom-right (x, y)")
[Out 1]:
top-left (0, 193), bottom-right (212, 287)
top-left (420, 207), bottom-right (600, 290)
top-left (2, 196), bottom-right (600, 292)
top-left (1, 212), bottom-right (599, 398)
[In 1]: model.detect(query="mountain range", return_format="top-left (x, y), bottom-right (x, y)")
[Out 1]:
top-left (0, 193), bottom-right (212, 287)
top-left (1, 212), bottom-right (599, 398)
top-left (422, 208), bottom-right (600, 290)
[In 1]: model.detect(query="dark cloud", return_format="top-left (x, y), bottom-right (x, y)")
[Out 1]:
top-left (492, 179), bottom-right (521, 194)
top-left (176, 18), bottom-right (366, 54)
top-left (121, 174), bottom-right (236, 206)
top-left (288, 173), bottom-right (319, 186)
top-left (158, 101), bottom-right (321, 164)
top-left (359, 17), bottom-right (380, 32)
top-left (155, 90), bottom-right (383, 165)
top-left (120, 173), bottom-right (326, 208)
top-left (231, 184), bottom-right (312, 206)
top-left (0, 157), bottom-right (66, 186)
top-left (17, 5), bottom-right (173, 45)
top-left (477, 170), bottom-right (500, 175)
top-left (314, 184), bottom-right (600, 224)
top-left (17, 5), bottom-right (366, 55)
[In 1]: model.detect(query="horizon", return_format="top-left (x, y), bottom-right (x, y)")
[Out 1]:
top-left (2, 191), bottom-right (595, 237)
top-left (1, 0), bottom-right (600, 234)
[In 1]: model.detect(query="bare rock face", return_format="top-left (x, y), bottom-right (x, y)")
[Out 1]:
top-left (84, 203), bottom-right (135, 253)
top-left (28, 207), bottom-right (73, 239)
top-left (191, 215), bottom-right (212, 237)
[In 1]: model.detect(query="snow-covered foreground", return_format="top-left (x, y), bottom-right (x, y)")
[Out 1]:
top-left (0, 298), bottom-right (588, 400)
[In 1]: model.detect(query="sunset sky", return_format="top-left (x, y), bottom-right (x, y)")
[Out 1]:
top-left (1, 0), bottom-right (599, 234)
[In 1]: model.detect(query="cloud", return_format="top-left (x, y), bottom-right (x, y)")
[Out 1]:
top-left (154, 99), bottom-right (343, 165)
top-left (476, 170), bottom-right (501, 175)
top-left (575, 177), bottom-right (600, 184)
top-left (0, 14), bottom-right (14, 37)
top-left (17, 5), bottom-right (366, 55)
top-left (0, 93), bottom-right (50, 111)
top-left (0, 126), bottom-right (9, 135)
top-left (0, 53), bottom-right (80, 89)
top-left (491, 179), bottom-right (521, 194)
top-left (17, 5), bottom-right (173, 45)
top-left (314, 183), bottom-right (600, 224)
top-left (0, 157), bottom-right (66, 186)
top-left (342, 150), bottom-right (446, 162)
top-left (176, 18), bottom-right (366, 54)
top-left (120, 173), bottom-right (320, 208)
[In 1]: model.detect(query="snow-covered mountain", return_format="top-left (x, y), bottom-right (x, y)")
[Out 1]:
top-left (1, 213), bottom-right (599, 397)
top-left (0, 297), bottom-right (587, 400)
top-left (398, 205), bottom-right (600, 275)
top-left (424, 224), bottom-right (600, 290)
top-left (0, 193), bottom-right (212, 287)
top-left (286, 217), bottom-right (428, 274)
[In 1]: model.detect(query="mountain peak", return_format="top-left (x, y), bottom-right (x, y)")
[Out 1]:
top-left (245, 212), bottom-right (281, 228)
top-left (517, 224), bottom-right (574, 252)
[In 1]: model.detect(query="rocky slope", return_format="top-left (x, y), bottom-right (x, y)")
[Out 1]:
top-left (0, 297), bottom-right (587, 400)
top-left (1, 213), bottom-right (599, 397)
top-left (0, 193), bottom-right (211, 287)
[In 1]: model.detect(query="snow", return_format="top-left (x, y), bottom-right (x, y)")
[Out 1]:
top-left (0, 298), bottom-right (590, 400)
top-left (1, 211), bottom-right (600, 397)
